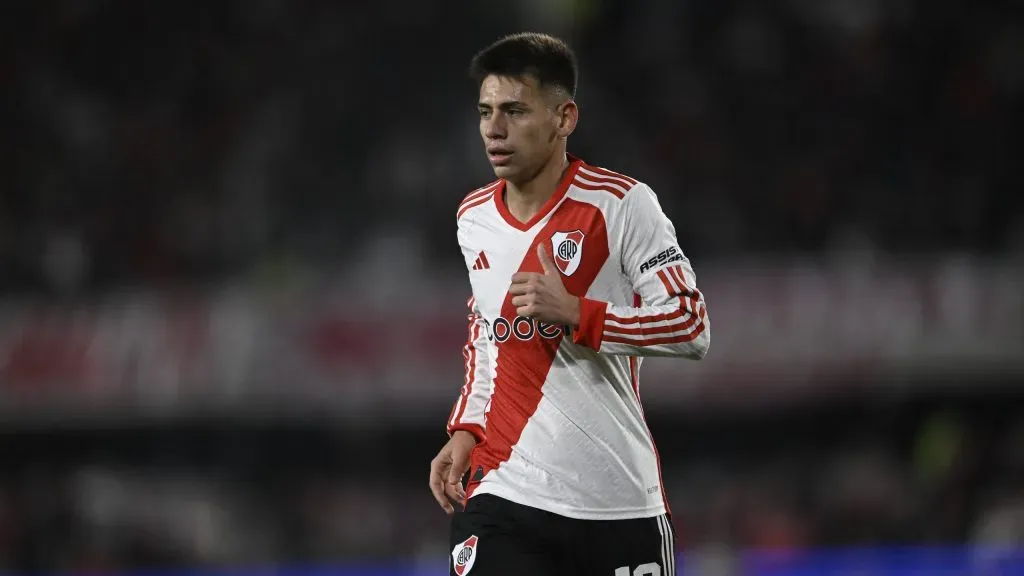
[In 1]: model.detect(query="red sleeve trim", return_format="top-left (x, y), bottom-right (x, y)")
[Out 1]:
top-left (573, 297), bottom-right (608, 350)
top-left (448, 423), bottom-right (486, 445)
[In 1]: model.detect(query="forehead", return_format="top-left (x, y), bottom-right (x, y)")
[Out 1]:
top-left (478, 74), bottom-right (546, 105)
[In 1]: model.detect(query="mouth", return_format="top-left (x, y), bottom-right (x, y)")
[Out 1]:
top-left (487, 148), bottom-right (513, 166)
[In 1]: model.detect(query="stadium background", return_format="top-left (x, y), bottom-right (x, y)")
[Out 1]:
top-left (1, 0), bottom-right (1023, 574)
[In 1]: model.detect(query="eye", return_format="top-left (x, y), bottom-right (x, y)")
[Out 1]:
top-left (507, 108), bottom-right (524, 117)
top-left (478, 109), bottom-right (491, 119)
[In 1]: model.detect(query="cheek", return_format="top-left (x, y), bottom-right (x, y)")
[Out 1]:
top-left (535, 127), bottom-right (556, 148)
top-left (519, 124), bottom-right (547, 147)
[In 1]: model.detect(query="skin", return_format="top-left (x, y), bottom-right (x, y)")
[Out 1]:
top-left (477, 73), bottom-right (576, 215)
top-left (478, 73), bottom-right (581, 330)
top-left (428, 73), bottom-right (586, 515)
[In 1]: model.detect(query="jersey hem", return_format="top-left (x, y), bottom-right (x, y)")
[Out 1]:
top-left (470, 482), bottom-right (667, 521)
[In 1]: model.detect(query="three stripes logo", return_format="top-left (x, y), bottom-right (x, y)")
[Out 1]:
top-left (471, 251), bottom-right (490, 271)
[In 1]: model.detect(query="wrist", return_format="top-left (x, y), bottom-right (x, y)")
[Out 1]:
top-left (569, 296), bottom-right (582, 327)
top-left (450, 426), bottom-right (484, 445)
top-left (572, 298), bottom-right (608, 350)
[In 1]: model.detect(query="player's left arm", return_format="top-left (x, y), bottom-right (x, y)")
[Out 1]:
top-left (572, 183), bottom-right (710, 358)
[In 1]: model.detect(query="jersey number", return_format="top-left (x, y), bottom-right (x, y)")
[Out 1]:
top-left (614, 563), bottom-right (661, 576)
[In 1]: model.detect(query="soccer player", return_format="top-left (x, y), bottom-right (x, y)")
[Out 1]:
top-left (428, 32), bottom-right (710, 576)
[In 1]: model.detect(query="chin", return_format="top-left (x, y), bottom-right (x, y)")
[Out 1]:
top-left (491, 164), bottom-right (518, 179)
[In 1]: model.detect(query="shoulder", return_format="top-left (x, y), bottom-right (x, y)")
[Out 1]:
top-left (571, 161), bottom-right (643, 202)
top-left (569, 161), bottom-right (669, 228)
top-left (569, 162), bottom-right (655, 223)
top-left (456, 179), bottom-right (502, 223)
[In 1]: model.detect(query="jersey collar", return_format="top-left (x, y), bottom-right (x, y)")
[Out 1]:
top-left (494, 154), bottom-right (583, 232)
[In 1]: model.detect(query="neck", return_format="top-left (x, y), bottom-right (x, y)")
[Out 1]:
top-left (504, 150), bottom-right (570, 223)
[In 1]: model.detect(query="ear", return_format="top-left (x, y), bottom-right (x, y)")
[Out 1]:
top-left (555, 100), bottom-right (578, 139)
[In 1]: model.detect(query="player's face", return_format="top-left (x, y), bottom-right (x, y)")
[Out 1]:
top-left (478, 74), bottom-right (570, 182)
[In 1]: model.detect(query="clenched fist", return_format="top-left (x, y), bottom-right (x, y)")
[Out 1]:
top-left (509, 244), bottom-right (581, 327)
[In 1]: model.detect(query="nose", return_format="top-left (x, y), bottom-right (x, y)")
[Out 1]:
top-left (484, 113), bottom-right (506, 140)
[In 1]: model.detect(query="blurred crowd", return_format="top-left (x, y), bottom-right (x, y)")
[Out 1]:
top-left (2, 0), bottom-right (1022, 297)
top-left (2, 1), bottom-right (1023, 573)
top-left (1, 397), bottom-right (1023, 571)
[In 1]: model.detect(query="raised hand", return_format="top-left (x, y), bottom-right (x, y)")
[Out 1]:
top-left (508, 243), bottom-right (581, 327)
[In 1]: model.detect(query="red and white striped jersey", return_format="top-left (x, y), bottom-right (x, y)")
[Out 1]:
top-left (447, 154), bottom-right (710, 521)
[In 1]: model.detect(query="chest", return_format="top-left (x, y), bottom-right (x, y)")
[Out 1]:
top-left (462, 200), bottom-right (616, 320)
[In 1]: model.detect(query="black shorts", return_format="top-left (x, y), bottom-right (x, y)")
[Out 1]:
top-left (450, 494), bottom-right (677, 576)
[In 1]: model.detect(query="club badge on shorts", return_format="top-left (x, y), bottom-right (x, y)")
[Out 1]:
top-left (451, 534), bottom-right (479, 575)
top-left (551, 230), bottom-right (585, 276)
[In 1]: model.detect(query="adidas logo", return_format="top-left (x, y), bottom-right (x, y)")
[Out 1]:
top-left (472, 251), bottom-right (490, 271)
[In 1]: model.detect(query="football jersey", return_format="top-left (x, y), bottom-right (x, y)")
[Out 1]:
top-left (447, 154), bottom-right (710, 521)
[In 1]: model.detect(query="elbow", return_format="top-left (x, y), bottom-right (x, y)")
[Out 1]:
top-left (681, 322), bottom-right (710, 360)
top-left (676, 303), bottom-right (710, 360)
top-left (692, 310), bottom-right (711, 359)
top-left (693, 330), bottom-right (710, 359)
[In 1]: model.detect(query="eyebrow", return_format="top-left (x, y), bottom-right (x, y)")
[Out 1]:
top-left (478, 101), bottom-right (530, 110)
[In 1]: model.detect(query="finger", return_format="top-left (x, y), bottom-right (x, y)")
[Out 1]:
top-left (445, 482), bottom-right (466, 507)
top-left (429, 470), bottom-right (454, 514)
top-left (511, 295), bottom-right (534, 308)
top-left (511, 272), bottom-right (538, 284)
top-left (449, 447), bottom-right (471, 485)
top-left (447, 463), bottom-right (466, 486)
top-left (508, 283), bottom-right (530, 296)
top-left (446, 449), bottom-right (470, 508)
top-left (537, 243), bottom-right (557, 276)
top-left (516, 305), bottom-right (535, 318)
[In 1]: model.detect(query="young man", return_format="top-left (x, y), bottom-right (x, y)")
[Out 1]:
top-left (428, 32), bottom-right (710, 576)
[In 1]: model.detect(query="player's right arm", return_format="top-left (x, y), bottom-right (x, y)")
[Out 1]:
top-left (430, 196), bottom-right (497, 514)
top-left (430, 296), bottom-right (492, 514)
top-left (446, 295), bottom-right (491, 444)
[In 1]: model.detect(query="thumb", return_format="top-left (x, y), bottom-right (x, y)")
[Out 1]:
top-left (537, 243), bottom-right (557, 276)
top-left (448, 449), bottom-right (469, 484)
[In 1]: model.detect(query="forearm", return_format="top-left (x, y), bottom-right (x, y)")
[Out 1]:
top-left (447, 306), bottom-right (491, 443)
top-left (572, 295), bottom-right (710, 359)
top-left (447, 380), bottom-right (490, 444)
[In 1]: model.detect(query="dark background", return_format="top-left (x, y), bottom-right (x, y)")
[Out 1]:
top-left (0, 0), bottom-right (1022, 572)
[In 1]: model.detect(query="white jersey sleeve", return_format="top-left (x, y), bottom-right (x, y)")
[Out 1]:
top-left (573, 183), bottom-right (710, 358)
top-left (447, 182), bottom-right (503, 444)
top-left (447, 296), bottom-right (492, 444)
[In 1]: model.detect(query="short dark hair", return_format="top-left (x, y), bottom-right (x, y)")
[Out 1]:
top-left (469, 32), bottom-right (578, 99)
